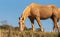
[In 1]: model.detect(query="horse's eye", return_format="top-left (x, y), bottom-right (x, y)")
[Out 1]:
top-left (22, 17), bottom-right (24, 20)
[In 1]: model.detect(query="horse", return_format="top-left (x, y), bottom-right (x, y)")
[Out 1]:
top-left (19, 3), bottom-right (60, 32)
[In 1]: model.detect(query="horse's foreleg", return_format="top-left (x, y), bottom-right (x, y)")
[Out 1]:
top-left (36, 17), bottom-right (44, 32)
top-left (29, 17), bottom-right (35, 31)
top-left (31, 20), bottom-right (36, 31)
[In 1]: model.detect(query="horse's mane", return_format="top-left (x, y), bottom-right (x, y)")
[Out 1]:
top-left (22, 6), bottom-right (30, 15)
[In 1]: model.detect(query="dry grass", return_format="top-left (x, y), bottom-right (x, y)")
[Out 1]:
top-left (0, 29), bottom-right (59, 37)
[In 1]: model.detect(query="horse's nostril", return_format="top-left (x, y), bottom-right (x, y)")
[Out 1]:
top-left (22, 23), bottom-right (24, 25)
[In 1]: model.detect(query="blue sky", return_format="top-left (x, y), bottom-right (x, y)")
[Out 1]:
top-left (0, 0), bottom-right (60, 32)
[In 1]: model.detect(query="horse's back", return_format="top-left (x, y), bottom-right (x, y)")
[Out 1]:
top-left (26, 3), bottom-right (58, 19)
top-left (30, 3), bottom-right (53, 19)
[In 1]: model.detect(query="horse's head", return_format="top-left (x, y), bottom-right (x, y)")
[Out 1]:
top-left (18, 16), bottom-right (25, 26)
top-left (18, 16), bottom-right (25, 31)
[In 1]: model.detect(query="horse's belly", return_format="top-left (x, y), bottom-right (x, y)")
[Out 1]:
top-left (40, 12), bottom-right (52, 19)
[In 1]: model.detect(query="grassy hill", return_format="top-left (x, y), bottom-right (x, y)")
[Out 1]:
top-left (0, 29), bottom-right (60, 37)
top-left (0, 25), bottom-right (60, 37)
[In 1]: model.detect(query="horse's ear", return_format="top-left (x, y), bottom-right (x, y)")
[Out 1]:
top-left (19, 17), bottom-right (20, 20)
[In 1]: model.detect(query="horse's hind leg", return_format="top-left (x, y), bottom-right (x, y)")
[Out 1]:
top-left (36, 17), bottom-right (44, 32)
top-left (52, 17), bottom-right (58, 32)
top-left (57, 23), bottom-right (60, 32)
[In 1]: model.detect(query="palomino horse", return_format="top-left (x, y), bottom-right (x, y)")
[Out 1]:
top-left (19, 3), bottom-right (60, 32)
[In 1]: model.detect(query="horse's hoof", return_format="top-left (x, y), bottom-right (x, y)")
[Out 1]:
top-left (32, 28), bottom-right (36, 31)
top-left (53, 30), bottom-right (56, 32)
top-left (40, 28), bottom-right (44, 32)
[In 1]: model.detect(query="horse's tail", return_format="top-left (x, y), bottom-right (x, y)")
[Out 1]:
top-left (51, 5), bottom-right (58, 10)
top-left (50, 5), bottom-right (57, 8)
top-left (51, 5), bottom-right (58, 14)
